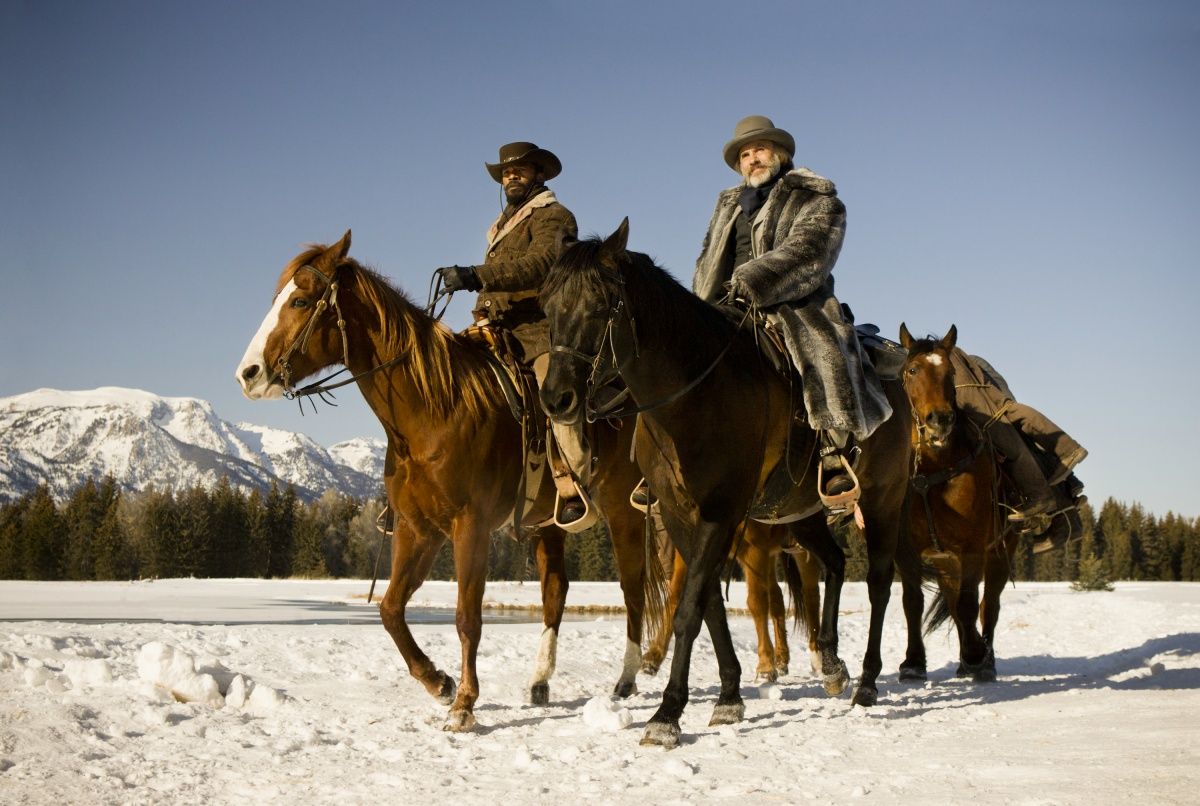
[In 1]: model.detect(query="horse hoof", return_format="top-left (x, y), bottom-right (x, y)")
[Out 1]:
top-left (898, 664), bottom-right (927, 682)
top-left (613, 679), bottom-right (638, 699)
top-left (755, 669), bottom-right (778, 684)
top-left (852, 685), bottom-right (878, 707)
top-left (823, 659), bottom-right (850, 696)
top-left (640, 720), bottom-right (680, 748)
top-left (529, 681), bottom-right (550, 706)
top-left (435, 674), bottom-right (456, 705)
top-left (974, 667), bottom-right (997, 683)
top-left (708, 701), bottom-right (745, 726)
top-left (775, 663), bottom-right (789, 678)
top-left (640, 659), bottom-right (661, 677)
top-left (442, 708), bottom-right (476, 732)
top-left (954, 663), bottom-right (969, 678)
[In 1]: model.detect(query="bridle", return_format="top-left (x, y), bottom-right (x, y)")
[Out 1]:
top-left (547, 265), bottom-right (743, 423)
top-left (274, 263), bottom-right (407, 408)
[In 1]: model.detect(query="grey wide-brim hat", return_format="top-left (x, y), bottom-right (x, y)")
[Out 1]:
top-left (722, 115), bottom-right (796, 172)
top-left (485, 141), bottom-right (562, 183)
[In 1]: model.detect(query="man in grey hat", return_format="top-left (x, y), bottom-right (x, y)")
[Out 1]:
top-left (436, 142), bottom-right (590, 525)
top-left (693, 115), bottom-right (892, 513)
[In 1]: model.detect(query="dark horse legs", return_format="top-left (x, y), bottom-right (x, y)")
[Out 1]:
top-left (641, 517), bottom-right (743, 748)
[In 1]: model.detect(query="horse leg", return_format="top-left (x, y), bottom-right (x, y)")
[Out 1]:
top-left (788, 516), bottom-right (850, 696)
top-left (893, 528), bottom-right (928, 682)
top-left (378, 521), bottom-right (456, 703)
top-left (702, 571), bottom-right (746, 727)
top-left (641, 517), bottom-right (736, 748)
top-left (605, 501), bottom-right (649, 698)
top-left (642, 548), bottom-right (684, 676)
top-left (974, 546), bottom-right (1010, 683)
top-left (767, 556), bottom-right (791, 678)
top-left (443, 525), bottom-right (490, 732)
top-left (740, 540), bottom-right (779, 682)
top-left (852, 511), bottom-right (901, 707)
top-left (954, 556), bottom-right (990, 680)
top-left (786, 546), bottom-right (824, 677)
top-left (528, 528), bottom-right (568, 706)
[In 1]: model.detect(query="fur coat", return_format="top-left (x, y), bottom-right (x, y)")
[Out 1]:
top-left (693, 168), bottom-right (891, 440)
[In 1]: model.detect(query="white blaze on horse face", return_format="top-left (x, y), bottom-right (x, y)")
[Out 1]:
top-left (923, 353), bottom-right (944, 368)
top-left (236, 279), bottom-right (297, 400)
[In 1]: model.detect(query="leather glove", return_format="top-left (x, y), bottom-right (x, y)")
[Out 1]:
top-left (436, 265), bottom-right (483, 293)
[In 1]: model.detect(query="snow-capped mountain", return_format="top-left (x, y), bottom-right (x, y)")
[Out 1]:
top-left (0, 387), bottom-right (387, 503)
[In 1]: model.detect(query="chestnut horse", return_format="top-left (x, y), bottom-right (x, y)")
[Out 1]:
top-left (539, 221), bottom-right (912, 747)
top-left (898, 323), bottom-right (1018, 681)
top-left (235, 231), bottom-right (660, 730)
top-left (643, 520), bottom-right (825, 683)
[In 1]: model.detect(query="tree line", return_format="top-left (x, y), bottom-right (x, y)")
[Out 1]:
top-left (0, 476), bottom-right (621, 583)
top-left (1, 477), bottom-right (1196, 583)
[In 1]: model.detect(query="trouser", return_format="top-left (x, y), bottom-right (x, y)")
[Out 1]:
top-left (1004, 401), bottom-right (1085, 477)
top-left (531, 353), bottom-right (592, 485)
top-left (965, 412), bottom-right (1054, 506)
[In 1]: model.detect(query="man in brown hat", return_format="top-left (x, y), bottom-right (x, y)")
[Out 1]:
top-left (693, 115), bottom-right (892, 514)
top-left (436, 142), bottom-right (590, 525)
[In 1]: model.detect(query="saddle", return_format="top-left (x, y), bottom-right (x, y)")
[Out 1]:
top-left (461, 323), bottom-right (599, 534)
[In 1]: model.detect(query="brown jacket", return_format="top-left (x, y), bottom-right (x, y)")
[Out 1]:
top-left (473, 189), bottom-right (577, 359)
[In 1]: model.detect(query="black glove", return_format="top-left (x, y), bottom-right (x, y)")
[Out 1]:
top-left (436, 265), bottom-right (482, 293)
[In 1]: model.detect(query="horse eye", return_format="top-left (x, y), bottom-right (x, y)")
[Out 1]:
top-left (291, 298), bottom-right (309, 309)
top-left (906, 366), bottom-right (918, 376)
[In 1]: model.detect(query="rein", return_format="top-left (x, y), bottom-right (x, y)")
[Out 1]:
top-left (551, 268), bottom-right (747, 423)
top-left (277, 264), bottom-right (409, 407)
top-left (910, 411), bottom-right (986, 552)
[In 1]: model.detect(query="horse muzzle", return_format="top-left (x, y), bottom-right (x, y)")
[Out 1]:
top-left (236, 360), bottom-right (285, 400)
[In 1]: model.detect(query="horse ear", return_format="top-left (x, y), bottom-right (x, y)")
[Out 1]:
top-left (334, 229), bottom-right (352, 260)
top-left (603, 217), bottom-right (630, 253)
top-left (899, 322), bottom-right (914, 350)
top-left (942, 324), bottom-right (957, 350)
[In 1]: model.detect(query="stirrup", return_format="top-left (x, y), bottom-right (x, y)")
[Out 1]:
top-left (554, 480), bottom-right (600, 533)
top-left (629, 478), bottom-right (656, 513)
top-left (817, 452), bottom-right (861, 515)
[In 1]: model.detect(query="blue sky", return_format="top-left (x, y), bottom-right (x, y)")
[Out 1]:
top-left (3, 1), bottom-right (1198, 517)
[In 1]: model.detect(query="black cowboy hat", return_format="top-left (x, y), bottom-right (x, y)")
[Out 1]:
top-left (722, 115), bottom-right (795, 172)
top-left (485, 141), bottom-right (562, 183)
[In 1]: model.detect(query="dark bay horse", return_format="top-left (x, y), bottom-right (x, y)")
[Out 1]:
top-left (643, 521), bottom-right (825, 683)
top-left (539, 221), bottom-right (912, 747)
top-left (235, 231), bottom-right (660, 730)
top-left (898, 323), bottom-right (1018, 681)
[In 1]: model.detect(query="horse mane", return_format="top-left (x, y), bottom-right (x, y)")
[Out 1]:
top-left (905, 335), bottom-right (947, 358)
top-left (284, 247), bottom-right (499, 421)
top-left (543, 237), bottom-right (736, 358)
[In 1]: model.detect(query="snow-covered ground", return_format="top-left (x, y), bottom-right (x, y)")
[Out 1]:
top-left (2, 579), bottom-right (1198, 804)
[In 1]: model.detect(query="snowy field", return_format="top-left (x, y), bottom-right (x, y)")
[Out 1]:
top-left (2, 578), bottom-right (1198, 805)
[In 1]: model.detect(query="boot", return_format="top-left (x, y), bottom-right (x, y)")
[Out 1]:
top-left (558, 496), bottom-right (587, 524)
top-left (818, 430), bottom-right (860, 518)
top-left (1049, 446), bottom-right (1088, 486)
top-left (1003, 434), bottom-right (1056, 527)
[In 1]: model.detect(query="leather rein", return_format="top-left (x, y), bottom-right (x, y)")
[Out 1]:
top-left (276, 264), bottom-right (408, 407)
top-left (549, 266), bottom-right (745, 423)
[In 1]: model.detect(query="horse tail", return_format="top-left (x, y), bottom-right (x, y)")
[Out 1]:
top-left (640, 509), bottom-right (669, 641)
top-left (923, 589), bottom-right (953, 636)
top-left (781, 551), bottom-right (809, 635)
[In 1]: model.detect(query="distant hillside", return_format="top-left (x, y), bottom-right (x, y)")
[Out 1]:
top-left (0, 387), bottom-right (386, 502)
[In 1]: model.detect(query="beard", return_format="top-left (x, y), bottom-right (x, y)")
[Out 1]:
top-left (503, 179), bottom-right (532, 203)
top-left (744, 152), bottom-right (783, 188)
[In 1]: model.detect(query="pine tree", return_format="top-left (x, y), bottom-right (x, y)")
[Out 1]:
top-left (0, 496), bottom-right (29, 579)
top-left (63, 479), bottom-right (103, 580)
top-left (21, 485), bottom-right (66, 580)
top-left (92, 484), bottom-right (134, 580)
top-left (1098, 499), bottom-right (1133, 580)
top-left (264, 483), bottom-right (298, 578)
top-left (1072, 552), bottom-right (1114, 591)
top-left (245, 488), bottom-right (270, 577)
top-left (209, 477), bottom-right (250, 577)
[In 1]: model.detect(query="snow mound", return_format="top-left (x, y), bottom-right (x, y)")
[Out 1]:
top-left (64, 658), bottom-right (114, 688)
top-left (580, 696), bottom-right (632, 731)
top-left (136, 642), bottom-right (224, 707)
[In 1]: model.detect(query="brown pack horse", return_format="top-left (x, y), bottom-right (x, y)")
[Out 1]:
top-left (540, 221), bottom-right (913, 747)
top-left (643, 521), bottom-right (825, 683)
top-left (898, 323), bottom-right (1018, 681)
top-left (235, 231), bottom-right (660, 731)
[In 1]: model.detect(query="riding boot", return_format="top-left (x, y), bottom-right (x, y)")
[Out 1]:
top-left (997, 425), bottom-right (1056, 530)
top-left (818, 430), bottom-right (860, 519)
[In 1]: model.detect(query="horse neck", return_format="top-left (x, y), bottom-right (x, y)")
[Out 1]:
top-left (338, 278), bottom-right (470, 441)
